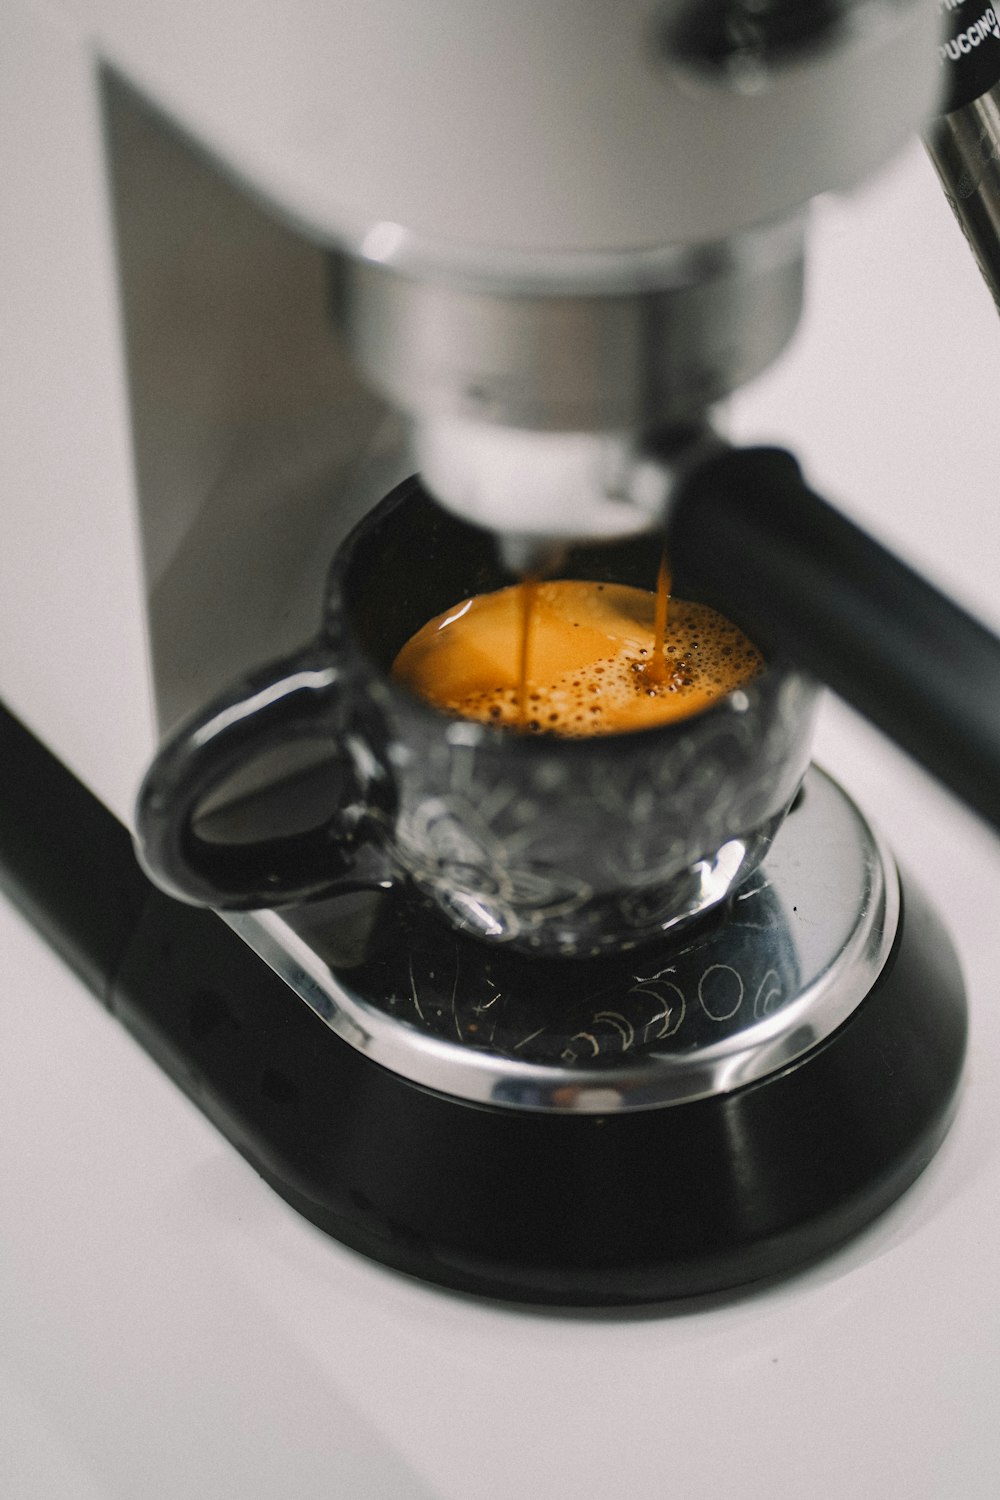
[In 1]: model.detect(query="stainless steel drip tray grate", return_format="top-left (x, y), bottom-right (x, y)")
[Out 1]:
top-left (224, 767), bottom-right (897, 1113)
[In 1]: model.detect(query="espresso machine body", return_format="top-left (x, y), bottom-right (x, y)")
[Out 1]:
top-left (0, 0), bottom-right (979, 1302)
top-left (0, 0), bottom-right (943, 819)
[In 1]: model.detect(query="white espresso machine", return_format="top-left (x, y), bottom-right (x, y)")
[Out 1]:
top-left (2, 0), bottom-right (1000, 1307)
top-left (0, 0), bottom-right (948, 812)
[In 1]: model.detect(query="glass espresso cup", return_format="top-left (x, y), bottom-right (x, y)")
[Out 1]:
top-left (135, 477), bottom-right (818, 957)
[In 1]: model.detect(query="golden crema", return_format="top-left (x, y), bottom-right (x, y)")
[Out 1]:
top-left (392, 579), bottom-right (764, 738)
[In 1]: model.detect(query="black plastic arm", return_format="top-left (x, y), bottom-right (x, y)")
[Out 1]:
top-left (667, 446), bottom-right (1000, 832)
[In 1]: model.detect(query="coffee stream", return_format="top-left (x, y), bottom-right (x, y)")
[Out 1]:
top-left (392, 559), bottom-right (764, 738)
top-left (517, 574), bottom-right (539, 731)
top-left (641, 553), bottom-right (674, 691)
top-left (518, 554), bottom-right (674, 712)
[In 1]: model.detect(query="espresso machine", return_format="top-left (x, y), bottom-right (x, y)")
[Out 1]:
top-left (1, 0), bottom-right (996, 1304)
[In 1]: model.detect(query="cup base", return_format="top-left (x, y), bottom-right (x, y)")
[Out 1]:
top-left (420, 802), bottom-right (790, 960)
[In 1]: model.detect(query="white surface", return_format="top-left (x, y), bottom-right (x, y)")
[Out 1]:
top-left (5, 144), bottom-right (1000, 1498)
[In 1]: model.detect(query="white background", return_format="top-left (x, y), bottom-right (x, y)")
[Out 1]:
top-left (3, 140), bottom-right (1000, 1497)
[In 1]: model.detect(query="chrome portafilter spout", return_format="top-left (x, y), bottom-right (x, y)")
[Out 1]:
top-left (338, 207), bottom-right (809, 577)
top-left (489, 423), bottom-right (728, 579)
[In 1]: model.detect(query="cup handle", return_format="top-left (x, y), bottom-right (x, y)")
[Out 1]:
top-left (134, 643), bottom-right (394, 909)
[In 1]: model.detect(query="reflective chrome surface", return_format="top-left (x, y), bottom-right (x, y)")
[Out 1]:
top-left (927, 81), bottom-right (1000, 312)
top-left (225, 767), bottom-right (898, 1113)
top-left (342, 215), bottom-right (805, 540)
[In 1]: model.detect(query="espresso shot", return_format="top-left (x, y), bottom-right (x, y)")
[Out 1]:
top-left (391, 576), bottom-right (765, 737)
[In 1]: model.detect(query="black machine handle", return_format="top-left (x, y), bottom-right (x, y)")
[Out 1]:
top-left (134, 645), bottom-right (392, 909)
top-left (667, 446), bottom-right (1000, 832)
